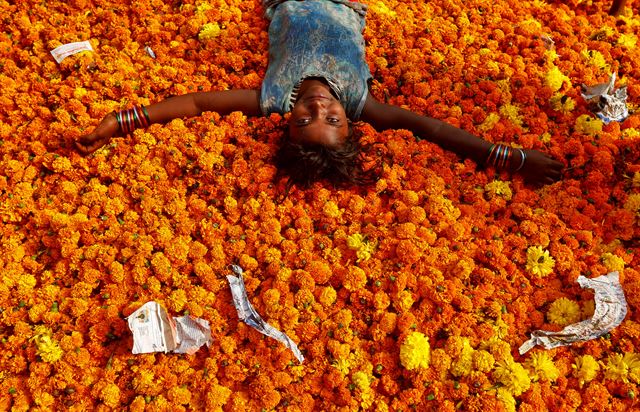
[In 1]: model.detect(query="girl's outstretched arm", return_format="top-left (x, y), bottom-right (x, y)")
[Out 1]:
top-left (75, 90), bottom-right (261, 154)
top-left (360, 94), bottom-right (563, 185)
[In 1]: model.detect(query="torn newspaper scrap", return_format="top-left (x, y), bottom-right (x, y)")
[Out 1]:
top-left (127, 301), bottom-right (212, 355)
top-left (581, 73), bottom-right (629, 124)
top-left (519, 271), bottom-right (627, 354)
top-left (227, 265), bottom-right (305, 364)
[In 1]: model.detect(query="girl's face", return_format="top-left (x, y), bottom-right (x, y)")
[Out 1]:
top-left (288, 80), bottom-right (349, 147)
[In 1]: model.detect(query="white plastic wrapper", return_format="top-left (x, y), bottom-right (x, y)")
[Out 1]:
top-left (50, 40), bottom-right (94, 64)
top-left (581, 73), bottom-right (629, 124)
top-left (519, 271), bottom-right (627, 354)
top-left (227, 265), bottom-right (305, 364)
top-left (144, 45), bottom-right (156, 59)
top-left (127, 301), bottom-right (212, 355)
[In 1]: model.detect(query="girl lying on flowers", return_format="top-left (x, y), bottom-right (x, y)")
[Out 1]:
top-left (75, 0), bottom-right (564, 188)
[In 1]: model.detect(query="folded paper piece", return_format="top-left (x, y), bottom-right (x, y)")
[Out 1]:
top-left (227, 265), bottom-right (305, 364)
top-left (519, 271), bottom-right (627, 354)
top-left (127, 301), bottom-right (212, 355)
top-left (50, 40), bottom-right (94, 64)
top-left (581, 73), bottom-right (629, 124)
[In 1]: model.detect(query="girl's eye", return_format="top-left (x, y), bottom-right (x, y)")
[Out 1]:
top-left (297, 118), bottom-right (311, 125)
top-left (327, 117), bottom-right (339, 124)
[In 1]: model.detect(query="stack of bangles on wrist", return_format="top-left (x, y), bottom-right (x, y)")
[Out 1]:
top-left (114, 105), bottom-right (151, 134)
top-left (485, 143), bottom-right (527, 172)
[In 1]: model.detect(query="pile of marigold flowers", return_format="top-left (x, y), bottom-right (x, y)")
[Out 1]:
top-left (1, 0), bottom-right (640, 410)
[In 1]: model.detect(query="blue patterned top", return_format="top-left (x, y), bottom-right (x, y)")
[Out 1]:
top-left (260, 0), bottom-right (372, 120)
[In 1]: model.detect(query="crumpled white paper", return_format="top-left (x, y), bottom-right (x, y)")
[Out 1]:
top-left (581, 73), bottom-right (629, 124)
top-left (227, 265), bottom-right (305, 364)
top-left (519, 271), bottom-right (627, 354)
top-left (127, 301), bottom-right (212, 355)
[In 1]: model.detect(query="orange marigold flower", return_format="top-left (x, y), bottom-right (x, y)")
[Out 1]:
top-left (343, 266), bottom-right (367, 292)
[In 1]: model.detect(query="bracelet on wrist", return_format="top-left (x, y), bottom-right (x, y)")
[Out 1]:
top-left (114, 105), bottom-right (151, 134)
top-left (485, 144), bottom-right (527, 173)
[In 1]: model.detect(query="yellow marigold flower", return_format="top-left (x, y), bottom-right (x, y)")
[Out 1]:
top-left (199, 23), bottom-right (221, 41)
top-left (352, 371), bottom-right (370, 391)
top-left (100, 383), bottom-right (121, 408)
top-left (395, 290), bottom-right (414, 312)
top-left (499, 104), bottom-right (524, 128)
top-left (400, 332), bottom-right (431, 370)
top-left (624, 193), bottom-right (640, 216)
top-left (618, 33), bottom-right (637, 48)
top-left (323, 200), bottom-right (342, 218)
top-left (332, 358), bottom-right (351, 376)
top-left (484, 180), bottom-right (512, 200)
top-left (540, 132), bottom-right (551, 143)
top-left (547, 297), bottom-right (581, 326)
top-left (527, 246), bottom-right (556, 277)
top-left (496, 387), bottom-right (517, 412)
top-left (347, 233), bottom-right (365, 250)
top-left (544, 49), bottom-right (560, 62)
top-left (449, 336), bottom-right (474, 377)
top-left (601, 252), bottom-right (625, 273)
top-left (632, 172), bottom-right (640, 188)
top-left (581, 49), bottom-right (609, 70)
top-left (73, 87), bottom-right (88, 99)
top-left (167, 289), bottom-right (188, 313)
top-left (493, 359), bottom-right (531, 395)
top-left (359, 388), bottom-right (374, 410)
top-left (17, 274), bottom-right (36, 292)
top-left (575, 114), bottom-right (603, 136)
top-left (525, 351), bottom-right (560, 382)
top-left (263, 288), bottom-right (281, 308)
top-left (33, 392), bottom-right (54, 407)
top-left (472, 350), bottom-right (495, 373)
top-left (544, 65), bottom-right (570, 91)
top-left (526, 246), bottom-right (555, 277)
top-left (572, 354), bottom-right (599, 386)
top-left (318, 286), bottom-right (337, 307)
top-left (356, 243), bottom-right (375, 262)
top-left (604, 353), bottom-right (629, 382)
top-left (370, 1), bottom-right (396, 16)
top-left (625, 353), bottom-right (640, 384)
top-left (622, 127), bottom-right (640, 139)
top-left (31, 327), bottom-right (63, 363)
top-left (549, 93), bottom-right (576, 113)
top-left (478, 112), bottom-right (500, 132)
top-left (196, 2), bottom-right (212, 14)
top-left (35, 335), bottom-right (63, 363)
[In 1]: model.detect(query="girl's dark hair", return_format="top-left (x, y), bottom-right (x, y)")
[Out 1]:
top-left (274, 124), bottom-right (381, 192)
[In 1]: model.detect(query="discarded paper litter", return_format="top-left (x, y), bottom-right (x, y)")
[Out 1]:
top-left (144, 45), bottom-right (157, 59)
top-left (581, 73), bottom-right (629, 124)
top-left (127, 301), bottom-right (213, 355)
top-left (50, 40), bottom-right (94, 64)
top-left (519, 271), bottom-right (627, 354)
top-left (227, 265), bottom-right (305, 364)
top-left (126, 266), bottom-right (303, 363)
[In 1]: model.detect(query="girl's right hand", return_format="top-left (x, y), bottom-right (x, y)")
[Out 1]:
top-left (519, 149), bottom-right (564, 185)
top-left (75, 112), bottom-right (120, 155)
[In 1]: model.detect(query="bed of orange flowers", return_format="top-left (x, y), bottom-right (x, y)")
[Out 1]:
top-left (1, 0), bottom-right (640, 410)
